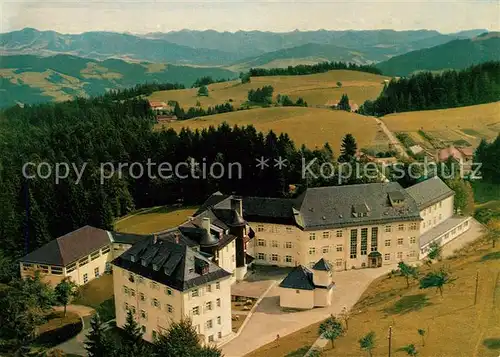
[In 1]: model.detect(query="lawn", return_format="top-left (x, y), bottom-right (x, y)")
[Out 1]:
top-left (244, 238), bottom-right (500, 357)
top-left (148, 70), bottom-right (388, 110)
top-left (73, 273), bottom-right (114, 308)
top-left (114, 205), bottom-right (198, 234)
top-left (382, 102), bottom-right (500, 149)
top-left (160, 107), bottom-right (390, 153)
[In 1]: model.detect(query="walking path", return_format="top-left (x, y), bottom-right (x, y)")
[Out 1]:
top-left (374, 117), bottom-right (408, 158)
top-left (53, 304), bottom-right (95, 356)
top-left (222, 265), bottom-right (396, 357)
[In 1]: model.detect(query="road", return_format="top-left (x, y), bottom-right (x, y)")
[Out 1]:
top-left (374, 117), bottom-right (409, 158)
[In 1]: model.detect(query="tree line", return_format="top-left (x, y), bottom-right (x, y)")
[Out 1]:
top-left (172, 102), bottom-right (235, 120)
top-left (191, 76), bottom-right (229, 88)
top-left (105, 82), bottom-right (185, 101)
top-left (475, 136), bottom-right (500, 184)
top-left (359, 62), bottom-right (500, 116)
top-left (0, 95), bottom-right (369, 267)
top-left (248, 61), bottom-right (383, 77)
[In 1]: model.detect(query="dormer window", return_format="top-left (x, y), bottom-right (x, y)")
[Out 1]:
top-left (141, 259), bottom-right (147, 267)
top-left (152, 263), bottom-right (159, 271)
top-left (352, 203), bottom-right (370, 218)
top-left (130, 255), bottom-right (136, 263)
top-left (388, 191), bottom-right (405, 206)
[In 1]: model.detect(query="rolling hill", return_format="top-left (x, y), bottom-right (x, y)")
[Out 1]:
top-left (158, 106), bottom-right (390, 153)
top-left (381, 102), bottom-right (500, 149)
top-left (376, 33), bottom-right (500, 76)
top-left (0, 28), bottom-right (239, 65)
top-left (228, 43), bottom-right (371, 71)
top-left (148, 70), bottom-right (389, 110)
top-left (0, 54), bottom-right (236, 107)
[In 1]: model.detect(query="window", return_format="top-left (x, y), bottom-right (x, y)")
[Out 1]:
top-left (124, 302), bottom-right (129, 311)
top-left (167, 304), bottom-right (173, 313)
top-left (216, 298), bottom-right (221, 307)
top-left (465, 220), bottom-right (469, 227)
top-left (451, 229), bottom-right (456, 235)
top-left (397, 238), bottom-right (404, 246)
top-left (51, 266), bottom-right (63, 275)
top-left (152, 330), bottom-right (157, 340)
top-left (336, 244), bottom-right (343, 252)
top-left (296, 290), bottom-right (300, 294)
top-left (271, 254), bottom-right (279, 262)
top-left (205, 320), bottom-right (213, 329)
top-left (217, 316), bottom-right (221, 325)
top-left (206, 285), bottom-right (212, 293)
top-left (38, 264), bottom-right (49, 273)
top-left (151, 282), bottom-right (160, 290)
top-left (398, 224), bottom-right (405, 231)
top-left (192, 289), bottom-right (199, 297)
top-left (138, 276), bottom-right (144, 284)
top-left (101, 245), bottom-right (110, 254)
top-left (285, 255), bottom-right (293, 263)
top-left (336, 230), bottom-right (343, 238)
top-left (257, 225), bottom-right (264, 232)
top-left (141, 310), bottom-right (147, 319)
top-left (385, 239), bottom-right (391, 247)
top-left (322, 231), bottom-right (329, 239)
top-left (371, 227), bottom-right (378, 252)
top-left (285, 241), bottom-right (293, 249)
top-left (384, 253), bottom-right (391, 261)
top-left (205, 301), bottom-right (213, 311)
top-left (192, 306), bottom-right (200, 315)
top-left (350, 229), bottom-right (358, 259)
top-left (439, 201), bottom-right (442, 208)
top-left (130, 289), bottom-right (136, 297)
top-left (166, 288), bottom-right (173, 296)
top-left (433, 205), bottom-right (437, 211)
top-left (123, 286), bottom-right (130, 295)
top-left (78, 257), bottom-right (89, 267)
top-left (397, 252), bottom-right (403, 260)
top-left (257, 239), bottom-right (266, 247)
top-left (83, 273), bottom-right (88, 284)
top-left (360, 228), bottom-right (368, 255)
top-left (257, 253), bottom-right (266, 260)
top-left (152, 299), bottom-right (160, 308)
top-left (216, 282), bottom-right (220, 290)
top-left (208, 335), bottom-right (214, 342)
top-left (271, 240), bottom-right (279, 247)
top-left (409, 222), bottom-right (418, 231)
top-left (272, 226), bottom-right (280, 233)
top-left (218, 332), bottom-right (222, 339)
top-left (130, 306), bottom-right (136, 314)
top-left (94, 267), bottom-right (100, 278)
top-left (128, 273), bottom-right (135, 283)
top-left (385, 225), bottom-right (392, 233)
top-left (66, 263), bottom-right (76, 273)
top-left (140, 293), bottom-right (145, 301)
top-left (90, 250), bottom-right (100, 261)
top-left (232, 241), bottom-right (235, 248)
top-left (336, 259), bottom-right (343, 268)
top-left (322, 246), bottom-right (329, 254)
top-left (309, 233), bottom-right (316, 241)
top-left (408, 250), bottom-right (416, 258)
top-left (309, 247), bottom-right (316, 255)
top-left (286, 227), bottom-right (292, 233)
top-left (410, 237), bottom-right (416, 244)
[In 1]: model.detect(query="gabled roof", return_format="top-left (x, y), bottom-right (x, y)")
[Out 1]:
top-left (279, 265), bottom-right (315, 290)
top-left (112, 237), bottom-right (231, 291)
top-left (312, 258), bottom-right (331, 271)
top-left (406, 176), bottom-right (454, 209)
top-left (111, 232), bottom-right (152, 245)
top-left (21, 226), bottom-right (111, 266)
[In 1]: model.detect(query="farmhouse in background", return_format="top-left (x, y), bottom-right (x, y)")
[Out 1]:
top-left (148, 100), bottom-right (167, 112)
top-left (279, 258), bottom-right (335, 309)
top-left (327, 99), bottom-right (359, 112)
top-left (436, 145), bottom-right (475, 173)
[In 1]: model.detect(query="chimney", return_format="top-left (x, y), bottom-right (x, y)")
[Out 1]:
top-left (231, 198), bottom-right (243, 217)
top-left (202, 217), bottom-right (211, 234)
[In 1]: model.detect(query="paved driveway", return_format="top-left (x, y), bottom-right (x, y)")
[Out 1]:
top-left (222, 265), bottom-right (396, 357)
top-left (54, 305), bottom-right (95, 356)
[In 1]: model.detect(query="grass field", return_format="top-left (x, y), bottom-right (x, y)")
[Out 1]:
top-left (148, 70), bottom-right (389, 109)
top-left (246, 238), bottom-right (500, 357)
top-left (159, 107), bottom-right (390, 153)
top-left (114, 206), bottom-right (198, 234)
top-left (382, 102), bottom-right (500, 150)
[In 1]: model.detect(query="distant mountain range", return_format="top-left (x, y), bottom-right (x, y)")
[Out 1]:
top-left (376, 33), bottom-right (500, 76)
top-left (1, 28), bottom-right (487, 66)
top-left (0, 54), bottom-right (235, 108)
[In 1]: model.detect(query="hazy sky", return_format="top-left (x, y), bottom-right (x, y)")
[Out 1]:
top-left (1, 0), bottom-right (499, 34)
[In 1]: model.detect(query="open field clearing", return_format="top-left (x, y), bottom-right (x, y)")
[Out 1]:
top-left (382, 102), bottom-right (500, 149)
top-left (159, 107), bottom-right (390, 153)
top-left (114, 206), bottom-right (198, 234)
top-left (148, 70), bottom-right (389, 109)
top-left (245, 238), bottom-right (500, 357)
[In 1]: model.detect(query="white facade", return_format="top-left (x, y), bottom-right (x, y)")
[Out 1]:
top-left (419, 196), bottom-right (454, 234)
